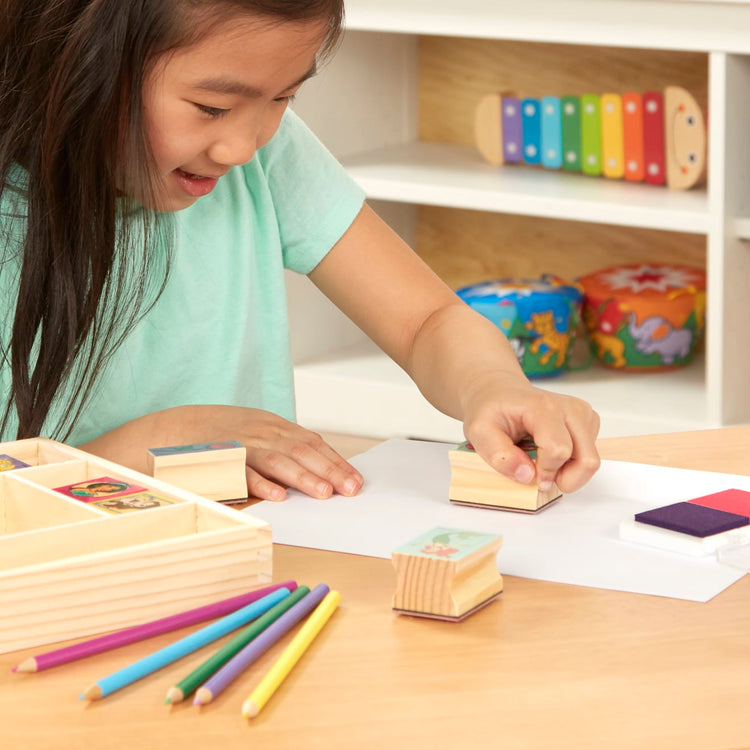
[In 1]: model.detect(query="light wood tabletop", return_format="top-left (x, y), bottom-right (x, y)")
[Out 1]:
top-left (3, 427), bottom-right (750, 750)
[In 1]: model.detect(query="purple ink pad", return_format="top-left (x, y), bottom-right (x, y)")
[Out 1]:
top-left (634, 501), bottom-right (750, 538)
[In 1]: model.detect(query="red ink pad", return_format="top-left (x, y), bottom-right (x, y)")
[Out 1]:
top-left (688, 489), bottom-right (750, 518)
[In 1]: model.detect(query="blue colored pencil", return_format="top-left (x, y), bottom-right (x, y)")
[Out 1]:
top-left (79, 587), bottom-right (291, 700)
top-left (193, 583), bottom-right (330, 706)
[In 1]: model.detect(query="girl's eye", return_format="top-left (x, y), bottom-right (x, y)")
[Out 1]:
top-left (195, 103), bottom-right (228, 119)
top-left (275, 94), bottom-right (297, 104)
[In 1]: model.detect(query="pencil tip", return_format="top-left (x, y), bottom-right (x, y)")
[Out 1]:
top-left (80, 685), bottom-right (102, 701)
top-left (194, 688), bottom-right (212, 706)
top-left (13, 658), bottom-right (35, 673)
top-left (165, 687), bottom-right (183, 704)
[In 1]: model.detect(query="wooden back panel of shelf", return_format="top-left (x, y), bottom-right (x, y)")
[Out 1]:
top-left (414, 37), bottom-right (708, 287)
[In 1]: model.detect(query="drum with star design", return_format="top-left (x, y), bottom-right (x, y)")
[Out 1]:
top-left (578, 263), bottom-right (706, 370)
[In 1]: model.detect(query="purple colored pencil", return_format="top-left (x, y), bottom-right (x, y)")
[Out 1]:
top-left (12, 581), bottom-right (297, 673)
top-left (193, 583), bottom-right (329, 705)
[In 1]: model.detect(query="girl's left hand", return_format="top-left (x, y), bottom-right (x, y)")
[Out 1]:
top-left (459, 374), bottom-right (601, 494)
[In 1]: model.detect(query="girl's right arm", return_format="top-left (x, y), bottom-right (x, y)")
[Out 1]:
top-left (77, 404), bottom-right (363, 502)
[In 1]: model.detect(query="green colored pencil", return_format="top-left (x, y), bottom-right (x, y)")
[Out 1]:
top-left (164, 586), bottom-right (310, 704)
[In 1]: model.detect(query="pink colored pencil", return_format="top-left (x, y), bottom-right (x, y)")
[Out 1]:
top-left (11, 581), bottom-right (297, 673)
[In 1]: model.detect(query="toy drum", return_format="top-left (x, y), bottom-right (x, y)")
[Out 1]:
top-left (456, 274), bottom-right (584, 377)
top-left (577, 263), bottom-right (706, 370)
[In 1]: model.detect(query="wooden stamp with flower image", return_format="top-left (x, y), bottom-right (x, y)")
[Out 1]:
top-left (391, 527), bottom-right (504, 621)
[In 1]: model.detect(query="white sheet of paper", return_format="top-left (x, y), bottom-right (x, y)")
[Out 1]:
top-left (244, 439), bottom-right (747, 602)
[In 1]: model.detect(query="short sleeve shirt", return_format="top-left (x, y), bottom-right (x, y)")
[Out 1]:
top-left (0, 109), bottom-right (365, 443)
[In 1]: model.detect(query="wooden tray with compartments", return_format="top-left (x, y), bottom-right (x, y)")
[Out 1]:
top-left (0, 438), bottom-right (271, 655)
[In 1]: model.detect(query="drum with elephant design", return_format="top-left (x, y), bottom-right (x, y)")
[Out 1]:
top-left (577, 263), bottom-right (706, 370)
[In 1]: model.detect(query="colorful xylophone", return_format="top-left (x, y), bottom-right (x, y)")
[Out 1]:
top-left (474, 87), bottom-right (705, 190)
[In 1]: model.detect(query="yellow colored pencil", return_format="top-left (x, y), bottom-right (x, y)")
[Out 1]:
top-left (241, 590), bottom-right (341, 719)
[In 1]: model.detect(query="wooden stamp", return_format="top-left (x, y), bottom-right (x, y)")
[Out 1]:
top-left (147, 440), bottom-right (247, 503)
top-left (448, 439), bottom-right (562, 513)
top-left (0, 454), bottom-right (31, 472)
top-left (392, 527), bottom-right (503, 621)
top-left (53, 476), bottom-right (148, 501)
top-left (85, 491), bottom-right (179, 515)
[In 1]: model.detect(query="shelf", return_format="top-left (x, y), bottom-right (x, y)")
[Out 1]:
top-left (343, 142), bottom-right (709, 233)
top-left (289, 3), bottom-right (750, 441)
top-left (344, 0), bottom-right (750, 54)
top-left (294, 339), bottom-right (714, 442)
top-left (735, 217), bottom-right (750, 240)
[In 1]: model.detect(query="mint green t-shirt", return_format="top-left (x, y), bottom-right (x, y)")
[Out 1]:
top-left (0, 110), bottom-right (365, 444)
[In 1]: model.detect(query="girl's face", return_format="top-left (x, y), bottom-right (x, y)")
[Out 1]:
top-left (138, 15), bottom-right (327, 212)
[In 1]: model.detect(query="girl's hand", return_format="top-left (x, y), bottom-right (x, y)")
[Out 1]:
top-left (460, 373), bottom-right (601, 494)
top-left (230, 409), bottom-right (364, 502)
top-left (79, 405), bottom-right (364, 502)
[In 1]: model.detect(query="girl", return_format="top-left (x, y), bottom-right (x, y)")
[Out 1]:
top-left (0, 0), bottom-right (600, 502)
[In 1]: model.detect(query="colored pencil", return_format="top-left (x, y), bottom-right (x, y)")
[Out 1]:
top-left (241, 590), bottom-right (341, 719)
top-left (12, 581), bottom-right (296, 674)
top-left (79, 587), bottom-right (291, 700)
top-left (165, 586), bottom-right (311, 704)
top-left (193, 583), bottom-right (329, 706)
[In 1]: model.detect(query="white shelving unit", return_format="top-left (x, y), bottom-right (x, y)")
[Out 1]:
top-left (289, 0), bottom-right (750, 441)
top-left (344, 142), bottom-right (710, 233)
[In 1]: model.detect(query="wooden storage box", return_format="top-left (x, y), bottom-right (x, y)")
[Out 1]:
top-left (0, 438), bottom-right (271, 654)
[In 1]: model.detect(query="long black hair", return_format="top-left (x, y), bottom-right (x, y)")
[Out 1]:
top-left (0, 0), bottom-right (344, 440)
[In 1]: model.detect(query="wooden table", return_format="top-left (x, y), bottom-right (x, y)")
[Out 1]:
top-left (3, 427), bottom-right (750, 749)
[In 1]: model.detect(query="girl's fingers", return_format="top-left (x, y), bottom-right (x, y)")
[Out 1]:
top-left (465, 392), bottom-right (600, 492)
top-left (553, 412), bottom-right (601, 494)
top-left (245, 441), bottom-right (364, 500)
top-left (526, 403), bottom-right (600, 494)
top-left (247, 447), bottom-right (333, 498)
top-left (465, 424), bottom-right (537, 485)
top-left (244, 466), bottom-right (287, 502)
top-left (527, 421), bottom-right (575, 492)
top-left (289, 433), bottom-right (364, 496)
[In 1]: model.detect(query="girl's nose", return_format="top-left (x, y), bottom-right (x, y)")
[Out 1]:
top-left (208, 129), bottom-right (258, 167)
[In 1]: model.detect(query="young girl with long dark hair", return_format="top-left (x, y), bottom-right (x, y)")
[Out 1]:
top-left (0, 0), bottom-right (600, 501)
